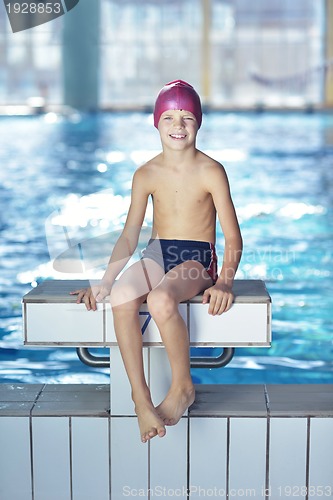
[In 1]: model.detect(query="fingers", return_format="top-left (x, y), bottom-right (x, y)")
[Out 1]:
top-left (70, 283), bottom-right (112, 311)
top-left (204, 287), bottom-right (234, 315)
top-left (209, 294), bottom-right (233, 315)
top-left (202, 289), bottom-right (211, 304)
top-left (85, 291), bottom-right (97, 311)
top-left (69, 288), bottom-right (88, 304)
top-left (69, 288), bottom-right (97, 311)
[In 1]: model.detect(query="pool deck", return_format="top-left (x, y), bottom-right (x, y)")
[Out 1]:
top-left (1, 382), bottom-right (332, 417)
top-left (0, 383), bottom-right (332, 500)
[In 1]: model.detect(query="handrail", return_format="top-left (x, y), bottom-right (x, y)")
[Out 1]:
top-left (190, 347), bottom-right (235, 368)
top-left (76, 348), bottom-right (109, 367)
top-left (76, 347), bottom-right (235, 369)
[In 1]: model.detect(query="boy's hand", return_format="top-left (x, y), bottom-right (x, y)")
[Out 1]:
top-left (70, 283), bottom-right (112, 311)
top-left (202, 283), bottom-right (234, 315)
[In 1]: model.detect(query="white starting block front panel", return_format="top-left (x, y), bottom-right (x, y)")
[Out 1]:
top-left (22, 279), bottom-right (271, 347)
top-left (105, 302), bottom-right (188, 344)
top-left (24, 302), bottom-right (104, 344)
top-left (190, 303), bottom-right (269, 346)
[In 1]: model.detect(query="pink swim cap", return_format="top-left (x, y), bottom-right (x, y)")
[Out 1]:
top-left (154, 80), bottom-right (202, 129)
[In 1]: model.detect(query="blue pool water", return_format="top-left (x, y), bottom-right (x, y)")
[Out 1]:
top-left (0, 111), bottom-right (332, 384)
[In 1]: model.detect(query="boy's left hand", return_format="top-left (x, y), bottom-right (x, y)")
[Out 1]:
top-left (202, 283), bottom-right (234, 315)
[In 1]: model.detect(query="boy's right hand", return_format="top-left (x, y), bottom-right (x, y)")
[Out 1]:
top-left (69, 283), bottom-right (112, 311)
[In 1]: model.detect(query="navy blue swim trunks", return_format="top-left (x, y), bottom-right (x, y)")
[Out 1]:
top-left (141, 239), bottom-right (218, 282)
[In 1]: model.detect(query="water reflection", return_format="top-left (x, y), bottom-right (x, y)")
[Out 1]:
top-left (0, 112), bottom-right (332, 383)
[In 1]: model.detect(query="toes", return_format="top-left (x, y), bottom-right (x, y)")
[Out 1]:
top-left (158, 426), bottom-right (166, 438)
top-left (148, 428), bottom-right (158, 438)
top-left (141, 432), bottom-right (151, 443)
top-left (142, 425), bottom-right (166, 442)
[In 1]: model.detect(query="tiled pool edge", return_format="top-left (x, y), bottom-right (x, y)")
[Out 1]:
top-left (1, 383), bottom-right (332, 417)
top-left (0, 384), bottom-right (332, 500)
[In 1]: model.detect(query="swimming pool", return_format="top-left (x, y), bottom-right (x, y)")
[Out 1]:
top-left (0, 111), bottom-right (332, 384)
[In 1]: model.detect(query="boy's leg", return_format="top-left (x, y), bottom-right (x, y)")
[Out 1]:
top-left (146, 260), bottom-right (213, 425)
top-left (110, 258), bottom-right (165, 442)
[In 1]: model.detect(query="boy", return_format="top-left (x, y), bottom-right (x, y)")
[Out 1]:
top-left (71, 80), bottom-right (242, 443)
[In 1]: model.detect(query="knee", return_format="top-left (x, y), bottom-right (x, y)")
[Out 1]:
top-left (147, 288), bottom-right (178, 323)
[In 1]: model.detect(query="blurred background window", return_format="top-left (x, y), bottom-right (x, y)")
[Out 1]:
top-left (0, 12), bottom-right (62, 106)
top-left (0, 0), bottom-right (327, 108)
top-left (100, 0), bottom-right (202, 107)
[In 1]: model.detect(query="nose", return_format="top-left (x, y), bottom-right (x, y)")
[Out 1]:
top-left (174, 116), bottom-right (185, 128)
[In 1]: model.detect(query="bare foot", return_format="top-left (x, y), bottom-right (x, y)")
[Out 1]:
top-left (135, 402), bottom-right (166, 443)
top-left (156, 386), bottom-right (195, 426)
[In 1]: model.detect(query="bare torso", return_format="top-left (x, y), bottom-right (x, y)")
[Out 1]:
top-left (143, 150), bottom-right (217, 243)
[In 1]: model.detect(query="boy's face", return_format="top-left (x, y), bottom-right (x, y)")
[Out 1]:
top-left (158, 109), bottom-right (198, 148)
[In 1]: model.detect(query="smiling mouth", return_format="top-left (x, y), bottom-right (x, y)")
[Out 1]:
top-left (169, 134), bottom-right (186, 139)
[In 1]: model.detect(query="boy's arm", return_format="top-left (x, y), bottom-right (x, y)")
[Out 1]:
top-left (101, 168), bottom-right (150, 286)
top-left (71, 167), bottom-right (150, 309)
top-left (202, 163), bottom-right (243, 315)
